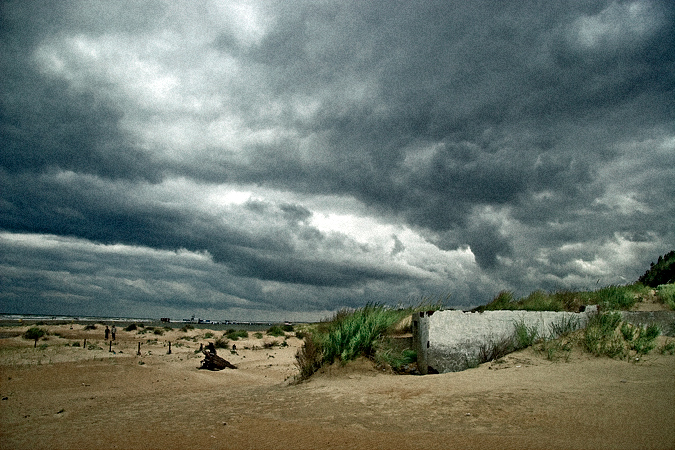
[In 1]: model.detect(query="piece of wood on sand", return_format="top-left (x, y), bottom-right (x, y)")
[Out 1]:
top-left (200, 350), bottom-right (237, 370)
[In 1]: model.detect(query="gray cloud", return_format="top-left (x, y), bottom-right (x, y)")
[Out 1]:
top-left (1, 0), bottom-right (674, 320)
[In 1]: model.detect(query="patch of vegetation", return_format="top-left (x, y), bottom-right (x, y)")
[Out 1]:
top-left (295, 302), bottom-right (441, 380)
top-left (125, 323), bottom-right (138, 331)
top-left (536, 338), bottom-right (573, 362)
top-left (513, 320), bottom-right (539, 349)
top-left (548, 314), bottom-right (582, 338)
top-left (266, 326), bottom-right (286, 337)
top-left (638, 250), bottom-right (675, 287)
top-left (477, 283), bottom-right (651, 312)
top-left (631, 324), bottom-right (660, 355)
top-left (83, 324), bottom-right (97, 330)
top-left (153, 328), bottom-right (164, 336)
top-left (180, 324), bottom-right (194, 332)
top-left (225, 329), bottom-right (248, 340)
top-left (477, 290), bottom-right (567, 312)
top-left (656, 284), bottom-right (675, 310)
top-left (295, 333), bottom-right (323, 380)
top-left (373, 340), bottom-right (417, 373)
top-left (477, 335), bottom-right (516, 364)
top-left (214, 338), bottom-right (229, 349)
top-left (593, 285), bottom-right (640, 310)
top-left (203, 332), bottom-right (213, 339)
top-left (582, 312), bottom-right (625, 358)
top-left (320, 304), bottom-right (412, 363)
top-left (253, 332), bottom-right (263, 339)
top-left (659, 340), bottom-right (675, 355)
top-left (282, 324), bottom-right (294, 332)
top-left (23, 327), bottom-right (47, 347)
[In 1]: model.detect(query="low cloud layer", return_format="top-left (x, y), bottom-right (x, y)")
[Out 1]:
top-left (1, 1), bottom-right (673, 321)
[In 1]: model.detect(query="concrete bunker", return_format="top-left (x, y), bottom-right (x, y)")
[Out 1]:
top-left (412, 307), bottom-right (675, 374)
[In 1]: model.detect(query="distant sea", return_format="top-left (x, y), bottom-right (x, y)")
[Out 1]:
top-left (0, 313), bottom-right (293, 331)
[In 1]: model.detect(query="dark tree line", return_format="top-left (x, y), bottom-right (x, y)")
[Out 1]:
top-left (638, 251), bottom-right (675, 287)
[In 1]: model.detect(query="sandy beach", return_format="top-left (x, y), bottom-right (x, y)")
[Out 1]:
top-left (1, 323), bottom-right (674, 450)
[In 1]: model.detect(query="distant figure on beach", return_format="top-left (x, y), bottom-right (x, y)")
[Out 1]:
top-left (232, 344), bottom-right (236, 351)
top-left (111, 325), bottom-right (116, 341)
top-left (105, 326), bottom-right (110, 340)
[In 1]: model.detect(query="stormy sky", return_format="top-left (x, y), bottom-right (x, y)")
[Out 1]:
top-left (1, 0), bottom-right (674, 321)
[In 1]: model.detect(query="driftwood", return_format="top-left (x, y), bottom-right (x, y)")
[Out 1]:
top-left (200, 350), bottom-right (237, 371)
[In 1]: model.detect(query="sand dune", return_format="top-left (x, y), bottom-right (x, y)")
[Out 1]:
top-left (1, 323), bottom-right (674, 449)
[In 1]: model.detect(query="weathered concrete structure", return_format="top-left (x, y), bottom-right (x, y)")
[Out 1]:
top-left (620, 311), bottom-right (675, 336)
top-left (412, 308), bottom-right (675, 374)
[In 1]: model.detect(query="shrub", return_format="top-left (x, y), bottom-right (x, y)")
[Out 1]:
top-left (203, 332), bottom-right (213, 339)
top-left (659, 340), bottom-right (675, 355)
top-left (153, 328), bottom-right (164, 336)
top-left (84, 324), bottom-right (97, 330)
top-left (583, 312), bottom-right (626, 358)
top-left (214, 338), bottom-right (229, 349)
top-left (480, 291), bottom-right (515, 311)
top-left (513, 320), bottom-right (539, 349)
top-left (295, 303), bottom-right (414, 380)
top-left (478, 335), bottom-right (515, 363)
top-left (266, 326), bottom-right (286, 337)
top-left (180, 324), bottom-right (194, 332)
top-left (125, 323), bottom-right (138, 331)
top-left (548, 314), bottom-right (581, 338)
top-left (536, 338), bottom-right (573, 362)
top-left (23, 327), bottom-right (46, 347)
top-left (552, 290), bottom-right (586, 312)
top-left (590, 285), bottom-right (636, 310)
top-left (374, 343), bottom-right (417, 373)
top-left (253, 332), bottom-right (263, 339)
top-left (295, 302), bottom-right (445, 380)
top-left (620, 322), bottom-right (636, 341)
top-left (631, 324), bottom-right (660, 355)
top-left (295, 333), bottom-right (323, 380)
top-left (282, 324), bottom-right (294, 332)
top-left (319, 304), bottom-right (411, 363)
top-left (656, 284), bottom-right (675, 310)
top-left (225, 329), bottom-right (248, 340)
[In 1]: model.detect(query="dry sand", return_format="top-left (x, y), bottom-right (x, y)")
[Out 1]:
top-left (1, 323), bottom-right (674, 450)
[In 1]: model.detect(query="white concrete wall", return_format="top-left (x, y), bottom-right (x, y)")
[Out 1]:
top-left (413, 309), bottom-right (593, 374)
top-left (412, 308), bottom-right (675, 374)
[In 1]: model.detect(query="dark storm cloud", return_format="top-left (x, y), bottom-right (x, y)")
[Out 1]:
top-left (0, 170), bottom-right (414, 290)
top-left (210, 0), bottom-right (674, 236)
top-left (1, 0), bottom-right (674, 319)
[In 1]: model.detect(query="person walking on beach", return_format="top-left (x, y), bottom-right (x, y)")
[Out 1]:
top-left (105, 326), bottom-right (110, 340)
top-left (111, 325), bottom-right (116, 341)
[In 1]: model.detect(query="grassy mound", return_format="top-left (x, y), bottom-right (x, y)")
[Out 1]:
top-left (295, 301), bottom-right (443, 380)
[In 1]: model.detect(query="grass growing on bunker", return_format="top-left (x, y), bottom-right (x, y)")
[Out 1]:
top-left (475, 283), bottom-right (661, 312)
